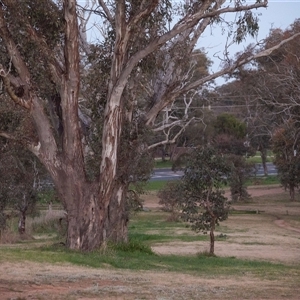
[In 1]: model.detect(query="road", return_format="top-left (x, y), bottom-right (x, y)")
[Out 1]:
top-left (151, 163), bottom-right (277, 181)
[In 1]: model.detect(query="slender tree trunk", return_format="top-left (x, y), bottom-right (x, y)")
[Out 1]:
top-left (18, 195), bottom-right (28, 235)
top-left (209, 217), bottom-right (216, 255)
top-left (18, 210), bottom-right (26, 235)
top-left (260, 149), bottom-right (268, 176)
top-left (289, 185), bottom-right (295, 201)
top-left (161, 146), bottom-right (166, 162)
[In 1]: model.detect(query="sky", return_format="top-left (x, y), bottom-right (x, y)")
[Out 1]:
top-left (200, 0), bottom-right (300, 82)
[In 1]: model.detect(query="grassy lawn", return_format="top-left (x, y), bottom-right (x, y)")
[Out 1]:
top-left (0, 210), bottom-right (296, 278)
top-left (154, 152), bottom-right (274, 167)
top-left (146, 175), bottom-right (280, 191)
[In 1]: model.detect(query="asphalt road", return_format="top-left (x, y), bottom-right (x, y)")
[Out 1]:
top-left (151, 163), bottom-right (277, 181)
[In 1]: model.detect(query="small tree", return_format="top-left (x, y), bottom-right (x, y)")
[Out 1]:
top-left (182, 147), bottom-right (230, 255)
top-left (159, 146), bottom-right (230, 255)
top-left (0, 139), bottom-right (40, 235)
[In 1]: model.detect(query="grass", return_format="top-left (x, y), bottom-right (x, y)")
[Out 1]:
top-left (129, 211), bottom-right (207, 243)
top-left (0, 243), bottom-right (295, 278)
top-left (145, 180), bottom-right (169, 191)
top-left (1, 203), bottom-right (299, 279)
top-left (154, 159), bottom-right (173, 169)
top-left (246, 175), bottom-right (279, 186)
top-left (144, 175), bottom-right (280, 192)
top-left (154, 152), bottom-right (274, 167)
top-left (247, 155), bottom-right (274, 164)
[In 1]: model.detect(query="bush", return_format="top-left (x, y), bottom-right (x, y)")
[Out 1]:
top-left (158, 181), bottom-right (185, 221)
top-left (113, 240), bottom-right (154, 255)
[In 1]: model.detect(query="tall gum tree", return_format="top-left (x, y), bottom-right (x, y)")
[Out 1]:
top-left (0, 0), bottom-right (299, 251)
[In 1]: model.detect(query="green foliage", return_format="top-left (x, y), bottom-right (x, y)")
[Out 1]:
top-left (0, 139), bottom-right (41, 233)
top-left (112, 240), bottom-right (154, 255)
top-left (1, 244), bottom-right (292, 276)
top-left (36, 189), bottom-right (59, 205)
top-left (213, 113), bottom-right (247, 139)
top-left (235, 10), bottom-right (259, 43)
top-left (0, 0), bottom-right (63, 99)
top-left (154, 159), bottom-right (173, 168)
top-left (144, 180), bottom-right (168, 191)
top-left (272, 121), bottom-right (300, 200)
top-left (158, 181), bottom-right (185, 221)
top-left (228, 154), bottom-right (255, 202)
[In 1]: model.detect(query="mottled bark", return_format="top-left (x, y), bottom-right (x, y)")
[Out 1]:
top-left (55, 174), bottom-right (104, 250)
top-left (105, 182), bottom-right (129, 243)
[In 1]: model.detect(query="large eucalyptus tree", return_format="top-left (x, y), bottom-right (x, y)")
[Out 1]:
top-left (0, 0), bottom-right (298, 251)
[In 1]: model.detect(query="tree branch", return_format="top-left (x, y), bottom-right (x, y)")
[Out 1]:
top-left (0, 131), bottom-right (16, 140)
top-left (113, 0), bottom-right (268, 116)
top-left (98, 0), bottom-right (114, 25)
top-left (0, 64), bottom-right (31, 109)
top-left (148, 117), bottom-right (194, 150)
top-left (128, 1), bottom-right (159, 29)
top-left (60, 0), bottom-right (84, 164)
top-left (183, 32), bottom-right (300, 94)
top-left (0, 5), bottom-right (31, 97)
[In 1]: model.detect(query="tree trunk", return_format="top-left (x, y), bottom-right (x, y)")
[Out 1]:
top-left (18, 210), bottom-right (26, 235)
top-left (289, 185), bottom-right (295, 201)
top-left (54, 173), bottom-right (105, 251)
top-left (209, 217), bottom-right (216, 255)
top-left (18, 195), bottom-right (28, 235)
top-left (66, 199), bottom-right (104, 250)
top-left (105, 182), bottom-right (129, 243)
top-left (260, 149), bottom-right (268, 176)
top-left (55, 174), bottom-right (129, 250)
top-left (161, 146), bottom-right (167, 162)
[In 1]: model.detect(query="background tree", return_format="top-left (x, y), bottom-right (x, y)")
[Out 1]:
top-left (0, 0), bottom-right (298, 251)
top-left (159, 146), bottom-right (230, 255)
top-left (212, 113), bottom-right (255, 201)
top-left (158, 181), bottom-right (185, 221)
top-left (0, 138), bottom-right (41, 235)
top-left (272, 120), bottom-right (300, 201)
top-left (231, 19), bottom-right (300, 176)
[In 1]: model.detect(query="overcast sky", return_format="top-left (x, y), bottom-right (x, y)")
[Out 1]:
top-left (201, 0), bottom-right (300, 82)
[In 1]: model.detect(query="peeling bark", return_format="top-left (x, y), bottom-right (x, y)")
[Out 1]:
top-left (105, 182), bottom-right (129, 243)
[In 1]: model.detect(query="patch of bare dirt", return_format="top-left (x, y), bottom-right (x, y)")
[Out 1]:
top-left (0, 261), bottom-right (299, 300)
top-left (151, 186), bottom-right (300, 264)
